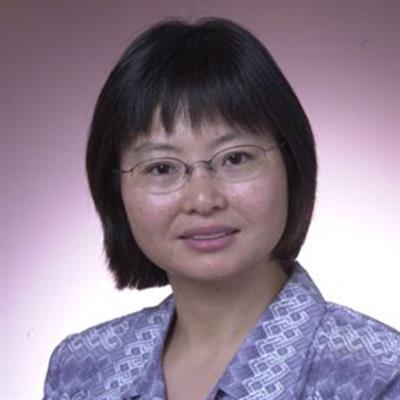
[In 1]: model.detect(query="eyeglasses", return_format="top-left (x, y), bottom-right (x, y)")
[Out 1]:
top-left (115, 143), bottom-right (283, 194)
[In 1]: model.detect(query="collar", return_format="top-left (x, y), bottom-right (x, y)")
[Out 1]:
top-left (216, 262), bottom-right (327, 399)
top-left (123, 262), bottom-right (327, 400)
top-left (122, 295), bottom-right (175, 400)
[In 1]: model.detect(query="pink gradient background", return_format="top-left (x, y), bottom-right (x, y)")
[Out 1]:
top-left (1, 1), bottom-right (399, 398)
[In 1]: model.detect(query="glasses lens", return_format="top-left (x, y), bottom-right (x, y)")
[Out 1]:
top-left (134, 158), bottom-right (185, 193)
top-left (213, 146), bottom-right (265, 182)
top-left (125, 145), bottom-right (270, 193)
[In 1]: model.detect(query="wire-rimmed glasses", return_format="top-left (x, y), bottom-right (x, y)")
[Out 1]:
top-left (115, 142), bottom-right (283, 194)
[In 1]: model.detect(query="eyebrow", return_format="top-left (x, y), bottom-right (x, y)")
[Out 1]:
top-left (133, 131), bottom-right (246, 154)
top-left (133, 142), bottom-right (180, 154)
top-left (211, 131), bottom-right (244, 148)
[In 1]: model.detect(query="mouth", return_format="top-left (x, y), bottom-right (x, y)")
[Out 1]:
top-left (179, 226), bottom-right (239, 251)
top-left (179, 226), bottom-right (239, 240)
top-left (187, 232), bottom-right (232, 240)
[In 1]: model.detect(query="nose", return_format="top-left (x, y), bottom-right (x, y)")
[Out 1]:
top-left (180, 166), bottom-right (228, 215)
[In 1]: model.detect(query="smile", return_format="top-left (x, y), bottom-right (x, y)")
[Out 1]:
top-left (179, 226), bottom-right (239, 251)
top-left (190, 232), bottom-right (230, 240)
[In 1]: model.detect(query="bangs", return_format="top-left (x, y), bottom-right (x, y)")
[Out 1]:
top-left (115, 19), bottom-right (278, 150)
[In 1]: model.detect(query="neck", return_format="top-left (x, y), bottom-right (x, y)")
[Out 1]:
top-left (166, 259), bottom-right (288, 355)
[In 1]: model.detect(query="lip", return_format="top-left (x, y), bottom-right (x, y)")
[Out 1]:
top-left (179, 226), bottom-right (239, 252)
top-left (180, 225), bottom-right (239, 238)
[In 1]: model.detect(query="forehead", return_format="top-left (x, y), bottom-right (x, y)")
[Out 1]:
top-left (141, 112), bottom-right (231, 137)
top-left (132, 113), bottom-right (271, 153)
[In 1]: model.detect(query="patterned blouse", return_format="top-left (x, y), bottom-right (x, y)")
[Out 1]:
top-left (43, 262), bottom-right (400, 399)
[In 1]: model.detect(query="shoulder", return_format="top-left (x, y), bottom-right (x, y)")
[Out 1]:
top-left (305, 301), bottom-right (400, 398)
top-left (319, 302), bottom-right (400, 364)
top-left (56, 294), bottom-right (173, 361)
top-left (43, 295), bottom-right (173, 399)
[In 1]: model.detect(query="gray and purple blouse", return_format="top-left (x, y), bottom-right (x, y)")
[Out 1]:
top-left (44, 263), bottom-right (400, 399)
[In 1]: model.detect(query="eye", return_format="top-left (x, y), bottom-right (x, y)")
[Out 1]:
top-left (143, 161), bottom-right (179, 176)
top-left (222, 151), bottom-right (253, 166)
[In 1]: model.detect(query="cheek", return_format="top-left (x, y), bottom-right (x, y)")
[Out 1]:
top-left (121, 187), bottom-right (177, 243)
top-left (232, 174), bottom-right (288, 234)
top-left (122, 191), bottom-right (183, 268)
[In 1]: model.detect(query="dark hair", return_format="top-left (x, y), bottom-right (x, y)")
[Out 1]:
top-left (86, 17), bottom-right (317, 290)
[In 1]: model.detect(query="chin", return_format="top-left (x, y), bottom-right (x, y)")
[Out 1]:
top-left (165, 259), bottom-right (263, 285)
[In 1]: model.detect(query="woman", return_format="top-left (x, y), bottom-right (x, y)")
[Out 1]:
top-left (43, 17), bottom-right (399, 399)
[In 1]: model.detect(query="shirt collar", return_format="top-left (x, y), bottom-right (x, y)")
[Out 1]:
top-left (216, 262), bottom-right (327, 399)
top-left (123, 262), bottom-right (327, 400)
top-left (122, 296), bottom-right (175, 400)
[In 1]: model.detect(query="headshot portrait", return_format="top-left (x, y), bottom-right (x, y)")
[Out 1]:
top-left (1, 1), bottom-right (399, 399)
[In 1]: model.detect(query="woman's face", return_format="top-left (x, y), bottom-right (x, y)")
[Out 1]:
top-left (120, 116), bottom-right (288, 284)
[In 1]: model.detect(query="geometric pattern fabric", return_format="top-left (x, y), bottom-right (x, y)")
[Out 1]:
top-left (43, 262), bottom-right (400, 399)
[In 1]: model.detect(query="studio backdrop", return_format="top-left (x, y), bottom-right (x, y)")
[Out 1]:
top-left (1, 1), bottom-right (399, 398)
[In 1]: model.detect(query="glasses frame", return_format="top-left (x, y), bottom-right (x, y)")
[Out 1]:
top-left (114, 141), bottom-right (285, 194)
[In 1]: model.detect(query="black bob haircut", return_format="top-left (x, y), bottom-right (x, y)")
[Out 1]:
top-left (86, 17), bottom-right (317, 290)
